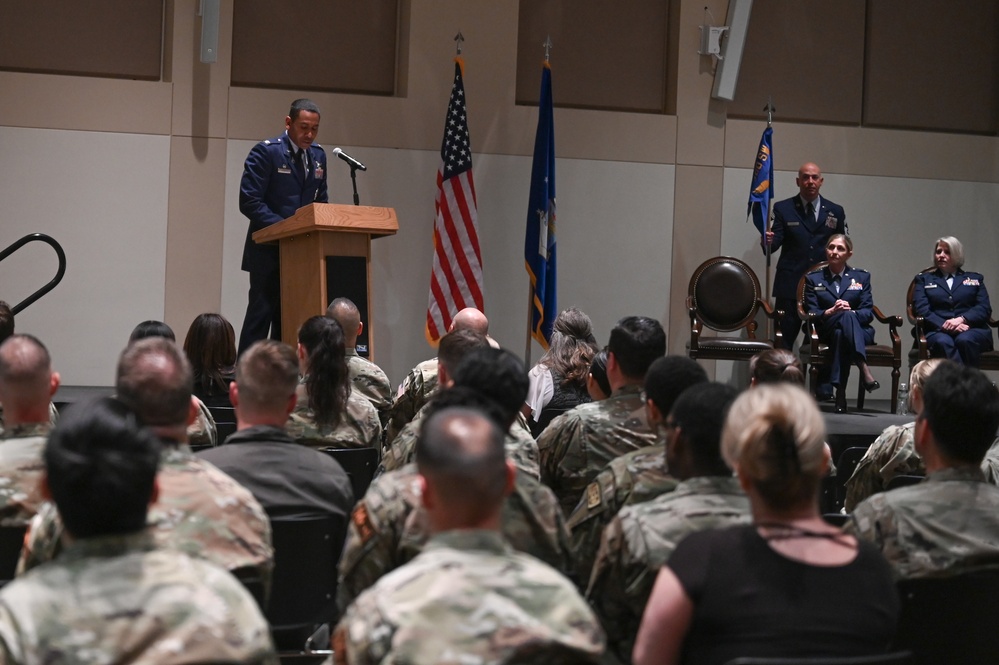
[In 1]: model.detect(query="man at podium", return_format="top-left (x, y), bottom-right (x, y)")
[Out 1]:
top-left (237, 98), bottom-right (329, 355)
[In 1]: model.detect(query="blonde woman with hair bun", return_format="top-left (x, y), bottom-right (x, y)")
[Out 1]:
top-left (634, 384), bottom-right (898, 665)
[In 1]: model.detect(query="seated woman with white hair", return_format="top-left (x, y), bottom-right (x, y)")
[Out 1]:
top-left (633, 383), bottom-right (898, 665)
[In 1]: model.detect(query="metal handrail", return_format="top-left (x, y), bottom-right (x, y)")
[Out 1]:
top-left (0, 234), bottom-right (67, 315)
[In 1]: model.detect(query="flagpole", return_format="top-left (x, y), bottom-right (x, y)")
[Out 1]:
top-left (764, 98), bottom-right (775, 339)
top-left (524, 36), bottom-right (555, 367)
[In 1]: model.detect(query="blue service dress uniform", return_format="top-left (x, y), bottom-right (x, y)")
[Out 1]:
top-left (767, 195), bottom-right (847, 347)
top-left (238, 134), bottom-right (328, 354)
top-left (912, 269), bottom-right (993, 366)
top-left (804, 266), bottom-right (876, 388)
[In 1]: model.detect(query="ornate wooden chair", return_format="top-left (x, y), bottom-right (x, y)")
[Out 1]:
top-left (796, 262), bottom-right (902, 413)
top-left (687, 256), bottom-right (781, 363)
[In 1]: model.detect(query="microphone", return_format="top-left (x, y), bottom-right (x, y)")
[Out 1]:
top-left (332, 147), bottom-right (367, 172)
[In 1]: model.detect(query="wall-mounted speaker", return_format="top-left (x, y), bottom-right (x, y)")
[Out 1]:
top-left (711, 0), bottom-right (753, 102)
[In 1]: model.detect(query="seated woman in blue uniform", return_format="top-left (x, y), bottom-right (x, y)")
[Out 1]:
top-left (803, 234), bottom-right (879, 413)
top-left (912, 235), bottom-right (993, 367)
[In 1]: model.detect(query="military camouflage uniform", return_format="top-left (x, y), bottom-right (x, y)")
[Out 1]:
top-left (844, 423), bottom-right (999, 512)
top-left (847, 466), bottom-right (999, 579)
top-left (187, 396), bottom-right (217, 448)
top-left (286, 383), bottom-right (381, 449)
top-left (538, 384), bottom-right (657, 515)
top-left (381, 402), bottom-right (540, 478)
top-left (587, 475), bottom-right (751, 662)
top-left (0, 531), bottom-right (278, 664)
top-left (333, 530), bottom-right (605, 665)
top-left (0, 422), bottom-right (50, 527)
top-left (385, 358), bottom-right (438, 446)
top-left (346, 348), bottom-right (392, 429)
top-left (337, 463), bottom-right (575, 612)
top-left (0, 403), bottom-right (58, 436)
top-left (566, 443), bottom-right (678, 585)
top-left (18, 441), bottom-right (274, 593)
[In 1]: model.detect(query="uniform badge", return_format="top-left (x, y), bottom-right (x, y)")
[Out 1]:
top-left (848, 281), bottom-right (863, 290)
top-left (586, 482), bottom-right (602, 509)
top-left (278, 167), bottom-right (291, 174)
top-left (964, 278), bottom-right (981, 287)
top-left (315, 163), bottom-right (324, 179)
top-left (351, 504), bottom-right (375, 545)
top-left (825, 214), bottom-right (838, 229)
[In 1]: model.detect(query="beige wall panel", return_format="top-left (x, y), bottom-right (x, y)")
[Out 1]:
top-left (723, 119), bottom-right (999, 183)
top-left (674, 0), bottom-right (728, 166)
top-left (669, 165), bottom-right (723, 357)
top-left (728, 0), bottom-right (866, 125)
top-left (164, 136), bottom-right (227, 337)
top-left (169, 0), bottom-right (234, 139)
top-left (0, 72), bottom-right (172, 134)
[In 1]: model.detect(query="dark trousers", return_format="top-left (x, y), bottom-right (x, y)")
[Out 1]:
top-left (820, 312), bottom-right (875, 387)
top-left (776, 297), bottom-right (803, 349)
top-left (927, 327), bottom-right (993, 367)
top-left (238, 268), bottom-right (281, 356)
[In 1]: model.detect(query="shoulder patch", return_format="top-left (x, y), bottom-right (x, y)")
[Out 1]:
top-left (351, 504), bottom-right (375, 546)
top-left (586, 482), bottom-right (602, 509)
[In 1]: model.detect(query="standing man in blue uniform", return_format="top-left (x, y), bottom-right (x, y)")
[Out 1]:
top-left (238, 99), bottom-right (329, 355)
top-left (765, 162), bottom-right (847, 349)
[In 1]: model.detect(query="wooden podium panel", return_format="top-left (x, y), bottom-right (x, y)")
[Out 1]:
top-left (252, 203), bottom-right (397, 356)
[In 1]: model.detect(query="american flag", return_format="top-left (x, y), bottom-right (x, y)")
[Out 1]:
top-left (425, 59), bottom-right (484, 343)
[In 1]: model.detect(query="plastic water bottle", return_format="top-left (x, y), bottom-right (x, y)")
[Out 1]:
top-left (896, 383), bottom-right (909, 416)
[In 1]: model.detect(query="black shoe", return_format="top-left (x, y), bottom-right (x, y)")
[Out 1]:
top-left (816, 390), bottom-right (835, 403)
top-left (834, 388), bottom-right (847, 414)
top-left (863, 379), bottom-right (880, 393)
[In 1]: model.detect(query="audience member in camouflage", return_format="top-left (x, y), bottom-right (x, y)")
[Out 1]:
top-left (384, 307), bottom-right (493, 446)
top-left (848, 362), bottom-right (999, 579)
top-left (587, 381), bottom-right (747, 662)
top-left (334, 407), bottom-right (604, 664)
top-left (288, 316), bottom-right (381, 449)
top-left (327, 297), bottom-right (393, 428)
top-left (18, 338), bottom-right (274, 591)
top-left (386, 357), bottom-right (438, 446)
top-left (0, 402), bottom-right (58, 436)
top-left (539, 317), bottom-right (666, 515)
top-left (0, 335), bottom-right (61, 527)
top-left (337, 462), bottom-right (574, 612)
top-left (0, 397), bottom-right (276, 665)
top-left (287, 384), bottom-right (381, 449)
top-left (382, 402), bottom-right (539, 477)
top-left (566, 356), bottom-right (707, 582)
top-left (187, 395), bottom-right (218, 447)
top-left (844, 359), bottom-right (942, 511)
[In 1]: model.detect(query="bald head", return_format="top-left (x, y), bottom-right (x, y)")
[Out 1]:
top-left (796, 162), bottom-right (824, 202)
top-left (0, 335), bottom-right (58, 424)
top-left (449, 308), bottom-right (489, 335)
top-left (326, 297), bottom-right (362, 347)
top-left (116, 338), bottom-right (193, 430)
top-left (417, 406), bottom-right (511, 529)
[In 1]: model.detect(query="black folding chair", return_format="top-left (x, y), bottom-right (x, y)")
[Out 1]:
top-left (0, 525), bottom-right (26, 587)
top-left (321, 447), bottom-right (379, 502)
top-left (894, 569), bottom-right (999, 665)
top-left (267, 514), bottom-right (348, 657)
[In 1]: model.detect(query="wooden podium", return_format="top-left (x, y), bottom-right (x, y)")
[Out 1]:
top-left (252, 203), bottom-right (398, 356)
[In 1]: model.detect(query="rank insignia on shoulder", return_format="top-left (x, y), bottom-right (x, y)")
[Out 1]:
top-left (586, 482), bottom-right (602, 509)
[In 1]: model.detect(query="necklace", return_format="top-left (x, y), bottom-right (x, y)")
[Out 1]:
top-left (755, 521), bottom-right (855, 547)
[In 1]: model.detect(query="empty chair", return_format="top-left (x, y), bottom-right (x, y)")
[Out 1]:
top-left (687, 256), bottom-right (781, 363)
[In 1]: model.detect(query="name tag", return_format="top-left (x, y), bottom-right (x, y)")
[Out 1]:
top-left (964, 278), bottom-right (981, 287)
top-left (813, 284), bottom-right (827, 291)
top-left (924, 283), bottom-right (938, 289)
top-left (277, 167), bottom-right (292, 174)
top-left (787, 221), bottom-right (800, 227)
